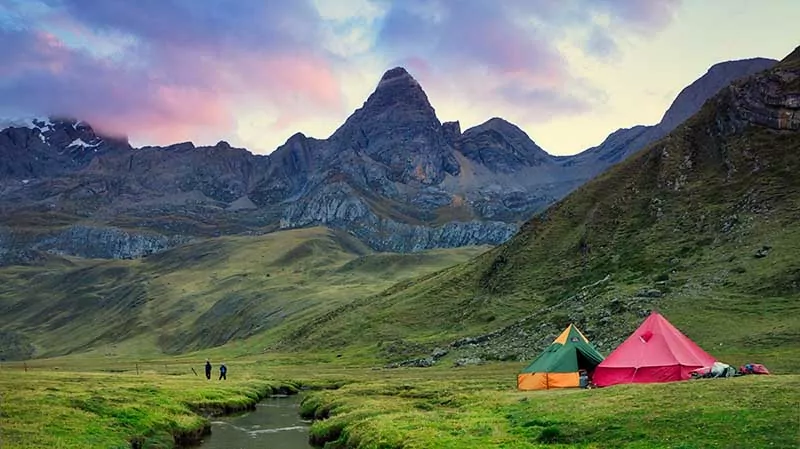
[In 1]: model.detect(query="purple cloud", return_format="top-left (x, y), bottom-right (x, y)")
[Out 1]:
top-left (373, 0), bottom-right (681, 116)
top-left (0, 0), bottom-right (346, 148)
top-left (42, 0), bottom-right (321, 51)
top-left (376, 0), bottom-right (577, 113)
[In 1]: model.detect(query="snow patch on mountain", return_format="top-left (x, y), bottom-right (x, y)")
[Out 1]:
top-left (67, 138), bottom-right (101, 149)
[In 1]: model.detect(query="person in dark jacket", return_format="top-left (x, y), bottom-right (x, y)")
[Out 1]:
top-left (219, 363), bottom-right (227, 380)
top-left (579, 370), bottom-right (589, 389)
top-left (204, 359), bottom-right (212, 380)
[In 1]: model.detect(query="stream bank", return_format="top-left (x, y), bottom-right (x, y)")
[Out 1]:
top-left (130, 383), bottom-right (305, 448)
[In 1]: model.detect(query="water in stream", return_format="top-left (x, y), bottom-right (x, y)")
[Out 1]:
top-left (199, 395), bottom-right (313, 449)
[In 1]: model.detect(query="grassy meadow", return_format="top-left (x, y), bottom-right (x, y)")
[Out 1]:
top-left (1, 218), bottom-right (798, 448)
top-left (1, 359), bottom-right (798, 449)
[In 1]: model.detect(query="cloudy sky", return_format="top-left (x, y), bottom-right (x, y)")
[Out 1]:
top-left (1, 0), bottom-right (797, 155)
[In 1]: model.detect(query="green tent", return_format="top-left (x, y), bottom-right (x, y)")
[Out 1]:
top-left (517, 324), bottom-right (605, 390)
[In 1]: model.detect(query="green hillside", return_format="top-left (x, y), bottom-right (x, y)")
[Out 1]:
top-left (282, 48), bottom-right (800, 370)
top-left (0, 227), bottom-right (487, 360)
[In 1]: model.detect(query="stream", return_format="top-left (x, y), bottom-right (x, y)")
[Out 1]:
top-left (199, 395), bottom-right (313, 449)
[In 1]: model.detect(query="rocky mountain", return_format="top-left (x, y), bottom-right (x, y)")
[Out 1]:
top-left (0, 57), bottom-right (778, 263)
top-left (282, 46), bottom-right (800, 368)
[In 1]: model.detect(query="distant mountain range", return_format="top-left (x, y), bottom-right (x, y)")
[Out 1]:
top-left (0, 57), bottom-right (777, 263)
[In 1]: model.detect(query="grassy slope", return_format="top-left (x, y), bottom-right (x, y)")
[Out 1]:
top-left (0, 226), bottom-right (487, 360)
top-left (282, 51), bottom-right (800, 370)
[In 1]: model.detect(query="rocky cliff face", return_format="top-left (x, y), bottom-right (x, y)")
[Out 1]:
top-left (328, 67), bottom-right (460, 185)
top-left (257, 68), bottom-right (531, 249)
top-left (717, 54), bottom-right (800, 132)
top-left (0, 225), bottom-right (191, 266)
top-left (0, 56), bottom-right (780, 261)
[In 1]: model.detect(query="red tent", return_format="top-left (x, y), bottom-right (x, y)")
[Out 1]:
top-left (593, 312), bottom-right (716, 387)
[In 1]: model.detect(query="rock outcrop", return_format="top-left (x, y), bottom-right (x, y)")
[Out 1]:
top-left (717, 57), bottom-right (800, 132)
top-left (455, 118), bottom-right (552, 173)
top-left (0, 225), bottom-right (191, 264)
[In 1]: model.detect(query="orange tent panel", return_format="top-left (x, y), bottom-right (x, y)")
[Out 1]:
top-left (517, 372), bottom-right (580, 390)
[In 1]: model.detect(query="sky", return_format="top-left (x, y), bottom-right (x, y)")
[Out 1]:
top-left (0, 0), bottom-right (797, 155)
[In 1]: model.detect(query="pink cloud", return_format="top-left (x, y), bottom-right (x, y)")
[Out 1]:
top-left (0, 0), bottom-right (345, 151)
top-left (250, 54), bottom-right (344, 111)
top-left (88, 51), bottom-right (346, 145)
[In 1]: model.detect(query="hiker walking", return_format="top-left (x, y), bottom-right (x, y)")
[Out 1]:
top-left (205, 359), bottom-right (212, 380)
top-left (219, 363), bottom-right (227, 380)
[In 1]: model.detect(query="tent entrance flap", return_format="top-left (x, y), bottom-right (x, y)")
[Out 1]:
top-left (576, 348), bottom-right (600, 372)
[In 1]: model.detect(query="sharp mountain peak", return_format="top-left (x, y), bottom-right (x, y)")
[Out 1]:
top-left (367, 65), bottom-right (429, 108)
top-left (379, 66), bottom-right (415, 83)
top-left (329, 65), bottom-right (440, 144)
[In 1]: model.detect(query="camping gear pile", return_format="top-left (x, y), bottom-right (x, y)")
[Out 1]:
top-left (689, 362), bottom-right (736, 379)
top-left (517, 312), bottom-right (771, 390)
top-left (689, 362), bottom-right (771, 379)
top-left (739, 363), bottom-right (770, 375)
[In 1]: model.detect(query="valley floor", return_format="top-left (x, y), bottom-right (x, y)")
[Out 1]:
top-left (1, 359), bottom-right (797, 449)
